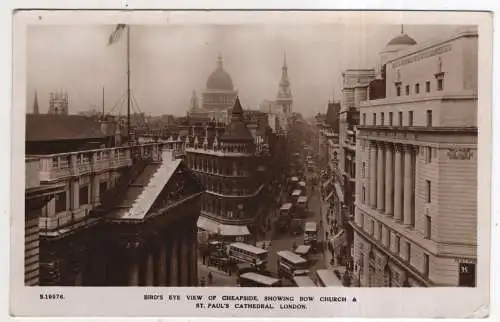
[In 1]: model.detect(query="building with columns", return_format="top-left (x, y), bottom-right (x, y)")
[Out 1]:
top-left (31, 143), bottom-right (201, 286)
top-left (25, 111), bottom-right (201, 286)
top-left (187, 97), bottom-right (270, 242)
top-left (352, 27), bottom-right (478, 287)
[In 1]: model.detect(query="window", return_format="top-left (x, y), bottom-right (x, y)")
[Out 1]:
top-left (405, 85), bottom-right (410, 96)
top-left (362, 187), bottom-right (366, 203)
top-left (425, 215), bottom-right (432, 239)
top-left (79, 185), bottom-right (89, 205)
top-left (395, 235), bottom-right (401, 255)
top-left (363, 113), bottom-right (366, 125)
top-left (389, 112), bottom-right (393, 126)
top-left (398, 112), bottom-right (403, 126)
top-left (426, 110), bottom-right (432, 127)
top-left (378, 222), bottom-right (382, 241)
top-left (415, 83), bottom-right (420, 94)
top-left (408, 111), bottom-right (414, 126)
top-left (426, 180), bottom-right (432, 203)
top-left (423, 254), bottom-right (430, 277)
top-left (425, 81), bottom-right (431, 93)
top-left (381, 113), bottom-right (385, 126)
top-left (362, 162), bottom-right (366, 178)
top-left (372, 113), bottom-right (376, 126)
top-left (55, 192), bottom-right (67, 213)
top-left (396, 85), bottom-right (401, 97)
top-left (426, 147), bottom-right (432, 163)
top-left (406, 242), bottom-right (412, 262)
top-left (369, 220), bottom-right (374, 235)
top-left (99, 181), bottom-right (107, 196)
top-left (437, 78), bottom-right (444, 91)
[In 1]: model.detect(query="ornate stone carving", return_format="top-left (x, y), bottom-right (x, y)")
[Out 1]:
top-left (447, 148), bottom-right (473, 160)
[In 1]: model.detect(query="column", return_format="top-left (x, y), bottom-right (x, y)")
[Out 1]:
top-left (393, 145), bottom-right (403, 221)
top-left (382, 225), bottom-right (390, 248)
top-left (92, 176), bottom-right (100, 205)
top-left (403, 146), bottom-right (413, 226)
top-left (376, 143), bottom-right (385, 211)
top-left (191, 229), bottom-right (199, 286)
top-left (180, 237), bottom-right (190, 286)
top-left (384, 144), bottom-right (394, 216)
top-left (145, 251), bottom-right (154, 286)
top-left (157, 240), bottom-right (167, 286)
top-left (369, 143), bottom-right (377, 208)
top-left (169, 238), bottom-right (179, 286)
top-left (128, 250), bottom-right (140, 286)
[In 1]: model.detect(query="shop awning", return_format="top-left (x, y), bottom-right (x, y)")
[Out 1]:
top-left (197, 216), bottom-right (250, 237)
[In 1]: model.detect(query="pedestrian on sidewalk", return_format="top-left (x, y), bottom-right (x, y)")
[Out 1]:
top-left (208, 272), bottom-right (213, 285)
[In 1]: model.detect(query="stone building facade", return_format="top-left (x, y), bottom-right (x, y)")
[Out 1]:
top-left (187, 97), bottom-right (269, 242)
top-left (352, 27), bottom-right (478, 287)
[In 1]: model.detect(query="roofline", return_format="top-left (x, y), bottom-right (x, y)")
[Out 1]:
top-left (385, 27), bottom-right (478, 66)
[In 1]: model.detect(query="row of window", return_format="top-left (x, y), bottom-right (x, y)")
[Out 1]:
top-left (396, 78), bottom-right (444, 97)
top-left (362, 216), bottom-right (431, 278)
top-left (362, 110), bottom-right (433, 127)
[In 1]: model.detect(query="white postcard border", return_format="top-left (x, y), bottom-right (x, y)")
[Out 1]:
top-left (9, 9), bottom-right (493, 318)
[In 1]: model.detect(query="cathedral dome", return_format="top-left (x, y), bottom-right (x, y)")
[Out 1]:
top-left (206, 55), bottom-right (234, 91)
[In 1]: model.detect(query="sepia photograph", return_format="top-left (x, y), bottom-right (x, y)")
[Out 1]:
top-left (11, 9), bottom-right (492, 318)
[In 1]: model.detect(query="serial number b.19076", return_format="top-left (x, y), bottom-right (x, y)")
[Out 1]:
top-left (40, 293), bottom-right (64, 300)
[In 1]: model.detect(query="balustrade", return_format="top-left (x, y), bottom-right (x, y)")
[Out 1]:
top-left (33, 143), bottom-right (161, 182)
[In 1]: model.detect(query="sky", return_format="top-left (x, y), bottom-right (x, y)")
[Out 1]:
top-left (26, 24), bottom-right (461, 117)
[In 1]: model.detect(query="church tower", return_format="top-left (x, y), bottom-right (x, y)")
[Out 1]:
top-left (276, 52), bottom-right (293, 115)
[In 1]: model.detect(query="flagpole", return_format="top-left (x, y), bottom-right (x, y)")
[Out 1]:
top-left (102, 86), bottom-right (105, 117)
top-left (127, 24), bottom-right (131, 144)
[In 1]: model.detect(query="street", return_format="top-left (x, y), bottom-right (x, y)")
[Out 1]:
top-left (258, 169), bottom-right (327, 280)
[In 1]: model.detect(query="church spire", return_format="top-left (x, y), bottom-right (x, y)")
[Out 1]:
top-left (33, 90), bottom-right (39, 114)
top-left (276, 51), bottom-right (293, 115)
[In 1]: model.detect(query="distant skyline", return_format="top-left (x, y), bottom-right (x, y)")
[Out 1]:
top-left (27, 24), bottom-right (461, 117)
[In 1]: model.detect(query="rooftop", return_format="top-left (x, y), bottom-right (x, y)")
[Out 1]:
top-left (26, 114), bottom-right (113, 142)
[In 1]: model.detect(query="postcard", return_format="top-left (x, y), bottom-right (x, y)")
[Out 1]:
top-left (10, 9), bottom-right (492, 318)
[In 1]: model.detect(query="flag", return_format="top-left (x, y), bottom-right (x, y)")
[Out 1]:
top-left (108, 24), bottom-right (126, 45)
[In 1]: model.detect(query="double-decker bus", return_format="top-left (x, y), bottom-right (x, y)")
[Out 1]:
top-left (293, 275), bottom-right (317, 287)
top-left (315, 269), bottom-right (343, 287)
top-left (294, 245), bottom-right (311, 258)
top-left (304, 221), bottom-right (318, 245)
top-left (229, 242), bottom-right (268, 269)
top-left (277, 250), bottom-right (310, 279)
top-left (298, 181), bottom-right (307, 193)
top-left (297, 196), bottom-right (308, 217)
top-left (238, 272), bottom-right (281, 287)
top-left (291, 189), bottom-right (302, 205)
